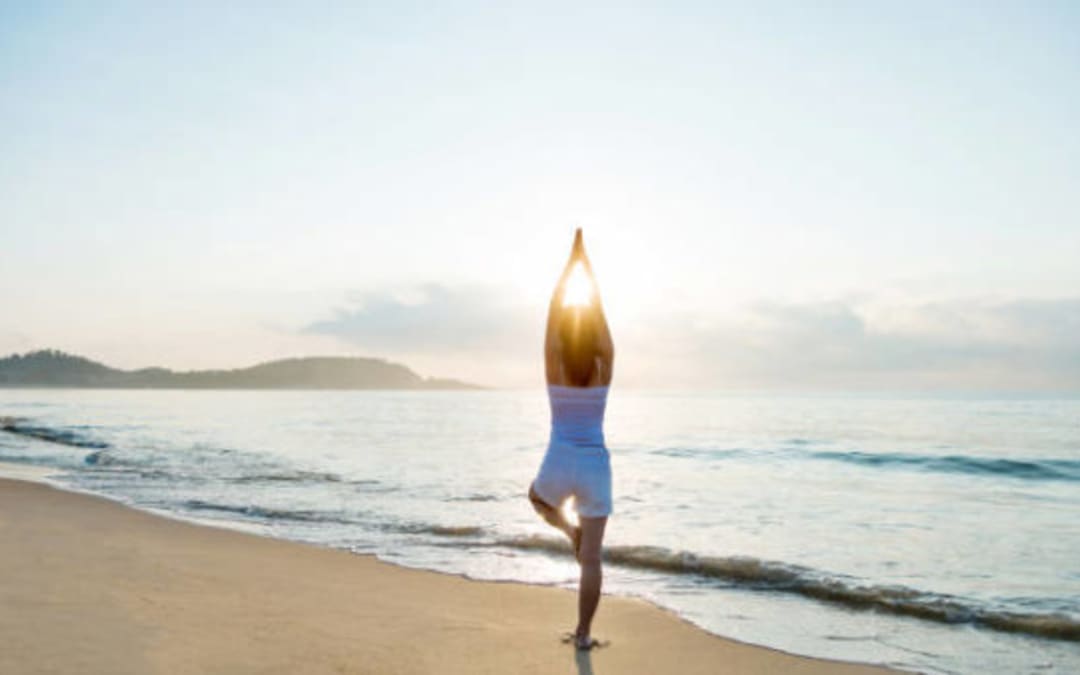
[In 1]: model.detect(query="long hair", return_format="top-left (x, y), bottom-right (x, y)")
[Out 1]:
top-left (558, 307), bottom-right (599, 386)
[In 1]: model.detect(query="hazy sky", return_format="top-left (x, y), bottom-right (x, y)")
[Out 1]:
top-left (3, 2), bottom-right (1078, 390)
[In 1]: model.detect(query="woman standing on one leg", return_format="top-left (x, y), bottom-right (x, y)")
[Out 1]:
top-left (529, 228), bottom-right (615, 651)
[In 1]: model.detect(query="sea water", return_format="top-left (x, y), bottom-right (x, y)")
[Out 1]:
top-left (1, 389), bottom-right (1078, 674)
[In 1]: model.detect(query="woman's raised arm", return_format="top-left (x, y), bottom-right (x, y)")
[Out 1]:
top-left (545, 230), bottom-right (586, 382)
top-left (577, 242), bottom-right (615, 382)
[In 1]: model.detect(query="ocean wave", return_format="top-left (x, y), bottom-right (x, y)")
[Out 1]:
top-left (0, 451), bottom-right (83, 469)
top-left (651, 445), bottom-right (1080, 482)
top-left (229, 470), bottom-right (344, 484)
top-left (813, 450), bottom-right (1080, 482)
top-left (393, 523), bottom-right (486, 537)
top-left (82, 448), bottom-right (392, 492)
top-left (177, 500), bottom-right (485, 539)
top-left (1, 418), bottom-right (109, 449)
top-left (446, 493), bottom-right (500, 502)
top-left (83, 450), bottom-right (183, 476)
top-left (78, 467), bottom-right (181, 482)
top-left (84, 449), bottom-right (117, 465)
top-left (180, 499), bottom-right (357, 525)
top-left (494, 535), bottom-right (1080, 642)
top-left (652, 447), bottom-right (745, 460)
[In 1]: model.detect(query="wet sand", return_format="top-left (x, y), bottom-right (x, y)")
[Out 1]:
top-left (0, 477), bottom-right (902, 674)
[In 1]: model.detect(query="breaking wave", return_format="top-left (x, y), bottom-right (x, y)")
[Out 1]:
top-left (181, 499), bottom-right (358, 525)
top-left (494, 535), bottom-right (1080, 642)
top-left (1, 417), bottom-right (109, 449)
top-left (653, 445), bottom-right (1080, 482)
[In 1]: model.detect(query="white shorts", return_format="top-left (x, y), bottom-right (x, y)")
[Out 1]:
top-left (532, 444), bottom-right (612, 518)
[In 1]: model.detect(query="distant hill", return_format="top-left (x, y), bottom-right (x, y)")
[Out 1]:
top-left (0, 350), bottom-right (481, 390)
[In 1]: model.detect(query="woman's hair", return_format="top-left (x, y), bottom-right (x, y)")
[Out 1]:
top-left (558, 308), bottom-right (599, 386)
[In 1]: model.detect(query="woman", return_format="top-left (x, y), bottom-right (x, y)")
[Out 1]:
top-left (528, 228), bottom-right (615, 651)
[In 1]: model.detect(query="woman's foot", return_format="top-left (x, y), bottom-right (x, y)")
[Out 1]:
top-left (575, 634), bottom-right (600, 651)
top-left (562, 631), bottom-right (605, 650)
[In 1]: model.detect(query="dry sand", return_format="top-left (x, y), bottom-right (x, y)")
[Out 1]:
top-left (0, 478), bottom-right (902, 674)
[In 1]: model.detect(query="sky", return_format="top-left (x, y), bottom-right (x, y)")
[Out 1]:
top-left (2, 2), bottom-right (1078, 390)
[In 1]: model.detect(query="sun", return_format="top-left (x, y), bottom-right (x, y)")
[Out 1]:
top-left (562, 263), bottom-right (593, 307)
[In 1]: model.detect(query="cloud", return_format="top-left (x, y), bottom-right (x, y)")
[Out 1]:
top-left (676, 297), bottom-right (1080, 390)
top-left (305, 286), bottom-right (1080, 390)
top-left (304, 284), bottom-right (536, 353)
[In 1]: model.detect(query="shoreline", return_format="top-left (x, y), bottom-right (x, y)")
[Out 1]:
top-left (0, 474), bottom-right (904, 674)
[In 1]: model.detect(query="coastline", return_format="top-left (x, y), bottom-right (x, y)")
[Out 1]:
top-left (0, 475), bottom-right (903, 674)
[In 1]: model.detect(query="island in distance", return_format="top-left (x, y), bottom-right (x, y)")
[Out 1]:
top-left (0, 350), bottom-right (481, 390)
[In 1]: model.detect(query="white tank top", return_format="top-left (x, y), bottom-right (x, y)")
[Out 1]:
top-left (547, 384), bottom-right (609, 450)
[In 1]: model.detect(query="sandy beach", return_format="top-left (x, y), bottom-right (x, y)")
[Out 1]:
top-left (0, 477), bottom-right (900, 674)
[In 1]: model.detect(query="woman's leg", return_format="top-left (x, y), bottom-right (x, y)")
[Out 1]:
top-left (575, 515), bottom-right (608, 646)
top-left (529, 483), bottom-right (581, 554)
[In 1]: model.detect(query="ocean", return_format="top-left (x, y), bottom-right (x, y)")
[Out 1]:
top-left (1, 388), bottom-right (1078, 674)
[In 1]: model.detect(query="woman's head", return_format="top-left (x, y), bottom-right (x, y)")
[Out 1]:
top-left (558, 308), bottom-right (600, 386)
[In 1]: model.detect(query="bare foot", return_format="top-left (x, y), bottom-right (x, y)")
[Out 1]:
top-left (576, 634), bottom-right (600, 651)
top-left (561, 632), bottom-right (606, 650)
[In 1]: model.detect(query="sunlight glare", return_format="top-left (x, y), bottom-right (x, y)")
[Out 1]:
top-left (562, 263), bottom-right (593, 307)
top-left (561, 497), bottom-right (579, 527)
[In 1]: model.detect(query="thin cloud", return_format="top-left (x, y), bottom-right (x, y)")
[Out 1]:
top-left (681, 298), bottom-right (1080, 390)
top-left (304, 284), bottom-right (535, 353)
top-left (305, 287), bottom-right (1080, 390)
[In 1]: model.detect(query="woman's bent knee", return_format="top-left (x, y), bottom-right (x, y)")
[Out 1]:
top-left (529, 484), bottom-right (555, 517)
